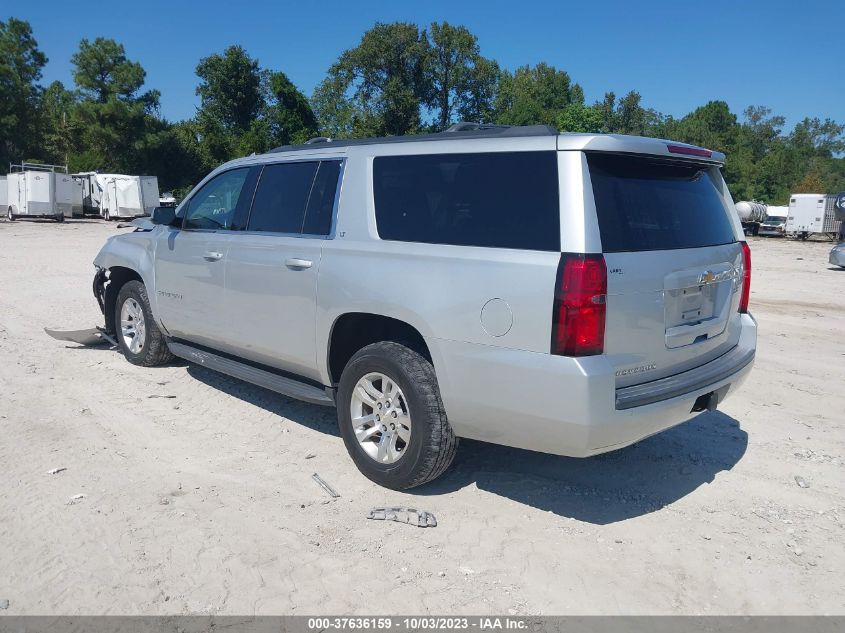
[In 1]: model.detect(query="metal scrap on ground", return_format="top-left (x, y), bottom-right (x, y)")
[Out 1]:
top-left (311, 473), bottom-right (340, 498)
top-left (367, 506), bottom-right (437, 528)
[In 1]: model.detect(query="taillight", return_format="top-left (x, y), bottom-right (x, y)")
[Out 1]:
top-left (552, 254), bottom-right (607, 356)
top-left (739, 241), bottom-right (751, 313)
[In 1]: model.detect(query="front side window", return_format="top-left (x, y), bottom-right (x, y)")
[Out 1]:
top-left (373, 152), bottom-right (560, 251)
top-left (184, 168), bottom-right (250, 231)
top-left (247, 161), bottom-right (319, 234)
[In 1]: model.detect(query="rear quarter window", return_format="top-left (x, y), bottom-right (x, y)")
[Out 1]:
top-left (587, 153), bottom-right (736, 252)
top-left (373, 151), bottom-right (560, 251)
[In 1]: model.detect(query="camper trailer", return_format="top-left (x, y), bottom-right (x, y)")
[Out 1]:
top-left (6, 163), bottom-right (69, 222)
top-left (786, 193), bottom-right (842, 239)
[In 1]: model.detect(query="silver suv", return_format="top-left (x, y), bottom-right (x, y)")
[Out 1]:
top-left (93, 123), bottom-right (757, 489)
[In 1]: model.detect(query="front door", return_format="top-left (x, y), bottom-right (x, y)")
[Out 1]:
top-left (154, 167), bottom-right (256, 348)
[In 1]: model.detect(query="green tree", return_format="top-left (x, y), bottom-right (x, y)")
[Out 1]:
top-left (313, 22), bottom-right (429, 137)
top-left (195, 45), bottom-right (263, 135)
top-left (71, 37), bottom-right (149, 103)
top-left (0, 18), bottom-right (47, 170)
top-left (40, 80), bottom-right (80, 166)
top-left (494, 63), bottom-right (574, 127)
top-left (424, 22), bottom-right (498, 129)
top-left (266, 70), bottom-right (318, 146)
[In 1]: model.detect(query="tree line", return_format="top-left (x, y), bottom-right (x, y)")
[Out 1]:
top-left (2, 17), bottom-right (843, 202)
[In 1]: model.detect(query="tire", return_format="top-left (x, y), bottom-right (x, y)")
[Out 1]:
top-left (114, 280), bottom-right (174, 367)
top-left (7, 207), bottom-right (14, 221)
top-left (55, 214), bottom-right (64, 223)
top-left (336, 341), bottom-right (458, 490)
top-left (104, 209), bottom-right (111, 221)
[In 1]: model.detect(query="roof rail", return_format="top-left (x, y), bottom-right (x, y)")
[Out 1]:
top-left (443, 122), bottom-right (511, 133)
top-left (269, 123), bottom-right (558, 154)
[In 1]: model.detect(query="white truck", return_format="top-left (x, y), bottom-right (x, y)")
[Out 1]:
top-left (758, 205), bottom-right (788, 237)
top-left (786, 193), bottom-right (842, 240)
top-left (6, 163), bottom-right (70, 222)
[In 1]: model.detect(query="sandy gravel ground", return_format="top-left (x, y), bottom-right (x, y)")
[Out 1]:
top-left (0, 219), bottom-right (843, 615)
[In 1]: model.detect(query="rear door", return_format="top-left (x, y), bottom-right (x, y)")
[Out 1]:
top-left (224, 159), bottom-right (342, 381)
top-left (586, 153), bottom-right (744, 387)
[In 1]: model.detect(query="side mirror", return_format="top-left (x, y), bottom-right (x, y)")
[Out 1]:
top-left (151, 206), bottom-right (178, 227)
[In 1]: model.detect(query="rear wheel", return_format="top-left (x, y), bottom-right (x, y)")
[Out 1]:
top-left (7, 207), bottom-right (14, 221)
top-left (114, 280), bottom-right (174, 366)
top-left (337, 341), bottom-right (457, 490)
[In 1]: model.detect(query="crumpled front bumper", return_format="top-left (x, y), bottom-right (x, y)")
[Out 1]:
top-left (93, 267), bottom-right (107, 316)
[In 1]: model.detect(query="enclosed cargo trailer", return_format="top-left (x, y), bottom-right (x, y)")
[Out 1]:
top-left (6, 163), bottom-right (69, 222)
top-left (787, 193), bottom-right (841, 239)
top-left (55, 173), bottom-right (75, 218)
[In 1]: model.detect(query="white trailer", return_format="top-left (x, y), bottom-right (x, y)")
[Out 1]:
top-left (786, 193), bottom-right (841, 239)
top-left (73, 172), bottom-right (103, 215)
top-left (55, 173), bottom-right (75, 218)
top-left (6, 163), bottom-right (69, 222)
top-left (0, 176), bottom-right (6, 210)
top-left (139, 176), bottom-right (160, 216)
top-left (97, 174), bottom-right (148, 219)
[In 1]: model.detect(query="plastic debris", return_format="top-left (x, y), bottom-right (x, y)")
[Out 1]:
top-left (46, 467), bottom-right (67, 475)
top-left (367, 506), bottom-right (437, 528)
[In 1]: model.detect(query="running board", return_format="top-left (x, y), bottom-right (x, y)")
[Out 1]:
top-left (167, 341), bottom-right (335, 407)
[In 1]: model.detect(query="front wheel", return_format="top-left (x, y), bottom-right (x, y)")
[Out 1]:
top-left (337, 341), bottom-right (458, 490)
top-left (114, 280), bottom-right (174, 366)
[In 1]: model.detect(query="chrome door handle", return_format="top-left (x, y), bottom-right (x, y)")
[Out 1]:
top-left (285, 258), bottom-right (313, 270)
top-left (203, 251), bottom-right (223, 261)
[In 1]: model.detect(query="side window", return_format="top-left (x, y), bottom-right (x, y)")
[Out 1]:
top-left (184, 168), bottom-right (250, 231)
top-left (372, 152), bottom-right (560, 251)
top-left (302, 161), bottom-right (342, 236)
top-left (247, 162), bottom-right (318, 233)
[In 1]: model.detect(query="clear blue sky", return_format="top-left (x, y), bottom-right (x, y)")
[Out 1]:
top-left (6, 0), bottom-right (844, 129)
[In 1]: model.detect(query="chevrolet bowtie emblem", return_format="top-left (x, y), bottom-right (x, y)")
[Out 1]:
top-left (699, 271), bottom-right (717, 284)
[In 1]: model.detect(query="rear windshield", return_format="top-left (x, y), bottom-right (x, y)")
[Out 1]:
top-left (587, 153), bottom-right (736, 252)
top-left (373, 151), bottom-right (560, 251)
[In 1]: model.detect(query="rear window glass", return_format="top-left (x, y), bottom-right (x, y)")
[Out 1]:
top-left (373, 152), bottom-right (560, 251)
top-left (587, 153), bottom-right (736, 252)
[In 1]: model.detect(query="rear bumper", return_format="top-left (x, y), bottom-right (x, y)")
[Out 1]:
top-left (428, 313), bottom-right (757, 457)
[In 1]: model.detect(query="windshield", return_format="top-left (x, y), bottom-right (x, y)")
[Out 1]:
top-left (764, 216), bottom-right (786, 224)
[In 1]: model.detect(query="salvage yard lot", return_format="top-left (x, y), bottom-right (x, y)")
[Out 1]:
top-left (0, 219), bottom-right (843, 615)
